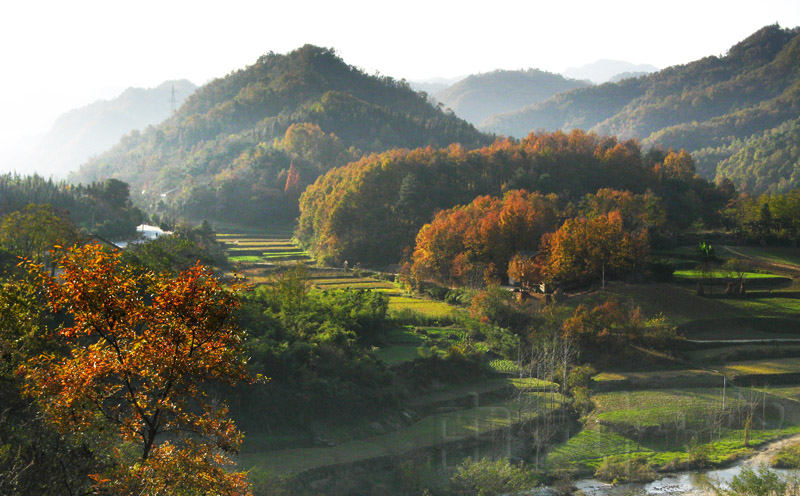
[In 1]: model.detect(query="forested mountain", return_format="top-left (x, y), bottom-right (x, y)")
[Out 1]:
top-left (484, 25), bottom-right (800, 193)
top-left (433, 69), bottom-right (590, 126)
top-left (32, 80), bottom-right (197, 177)
top-left (71, 46), bottom-right (489, 226)
top-left (562, 59), bottom-right (658, 84)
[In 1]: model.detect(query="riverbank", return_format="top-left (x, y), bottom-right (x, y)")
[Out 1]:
top-left (572, 433), bottom-right (800, 495)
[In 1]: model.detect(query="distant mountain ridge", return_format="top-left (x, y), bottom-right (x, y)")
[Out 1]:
top-left (433, 69), bottom-right (591, 125)
top-left (71, 45), bottom-right (489, 226)
top-left (33, 80), bottom-right (197, 177)
top-left (483, 24), bottom-right (800, 194)
top-left (563, 59), bottom-right (658, 84)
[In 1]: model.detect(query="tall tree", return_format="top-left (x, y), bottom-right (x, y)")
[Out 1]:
top-left (21, 244), bottom-right (252, 495)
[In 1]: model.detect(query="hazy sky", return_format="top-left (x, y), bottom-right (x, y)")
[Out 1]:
top-left (1, 0), bottom-right (799, 172)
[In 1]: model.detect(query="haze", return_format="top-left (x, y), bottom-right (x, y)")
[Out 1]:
top-left (1, 0), bottom-right (799, 175)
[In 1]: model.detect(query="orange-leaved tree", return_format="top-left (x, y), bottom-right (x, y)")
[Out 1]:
top-left (532, 210), bottom-right (649, 287)
top-left (21, 243), bottom-right (252, 495)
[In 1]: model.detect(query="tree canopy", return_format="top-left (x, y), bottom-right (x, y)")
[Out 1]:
top-left (21, 244), bottom-right (251, 495)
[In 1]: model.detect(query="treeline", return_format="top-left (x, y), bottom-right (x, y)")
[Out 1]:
top-left (725, 188), bottom-right (800, 246)
top-left (0, 174), bottom-right (143, 239)
top-left (297, 130), bottom-right (731, 267)
top-left (72, 45), bottom-right (490, 227)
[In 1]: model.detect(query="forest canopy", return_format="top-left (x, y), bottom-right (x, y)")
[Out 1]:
top-left (297, 130), bottom-right (730, 267)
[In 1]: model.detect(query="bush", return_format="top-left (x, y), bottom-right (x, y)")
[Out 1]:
top-left (646, 258), bottom-right (675, 281)
top-left (715, 465), bottom-right (798, 496)
top-left (595, 455), bottom-right (654, 483)
top-left (449, 457), bottom-right (536, 496)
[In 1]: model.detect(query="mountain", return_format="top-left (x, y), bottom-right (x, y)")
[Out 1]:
top-left (433, 69), bottom-right (591, 126)
top-left (71, 45), bottom-right (490, 227)
top-left (31, 80), bottom-right (197, 178)
top-left (483, 25), bottom-right (800, 193)
top-left (562, 59), bottom-right (658, 84)
top-left (408, 76), bottom-right (464, 96)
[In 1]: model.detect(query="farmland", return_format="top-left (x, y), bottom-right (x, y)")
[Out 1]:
top-left (216, 228), bottom-right (800, 487)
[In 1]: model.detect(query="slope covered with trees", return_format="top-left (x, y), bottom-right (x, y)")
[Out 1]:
top-left (433, 69), bottom-right (590, 125)
top-left (71, 45), bottom-right (489, 227)
top-left (297, 130), bottom-right (729, 267)
top-left (482, 25), bottom-right (800, 194)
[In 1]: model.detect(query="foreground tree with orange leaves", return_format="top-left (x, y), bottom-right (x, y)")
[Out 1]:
top-left (21, 244), bottom-right (252, 495)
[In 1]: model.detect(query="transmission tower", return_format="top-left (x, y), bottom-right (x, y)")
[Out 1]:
top-left (169, 85), bottom-right (177, 113)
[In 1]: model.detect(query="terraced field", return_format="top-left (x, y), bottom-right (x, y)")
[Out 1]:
top-left (217, 227), bottom-right (465, 366)
top-left (239, 384), bottom-right (564, 476)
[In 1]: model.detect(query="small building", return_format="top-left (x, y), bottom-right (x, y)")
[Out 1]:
top-left (114, 224), bottom-right (172, 248)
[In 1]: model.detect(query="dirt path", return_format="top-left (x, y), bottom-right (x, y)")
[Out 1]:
top-left (739, 433), bottom-right (800, 467)
top-left (722, 245), bottom-right (800, 275)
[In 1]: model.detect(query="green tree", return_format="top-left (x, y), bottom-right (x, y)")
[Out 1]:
top-left (0, 204), bottom-right (80, 263)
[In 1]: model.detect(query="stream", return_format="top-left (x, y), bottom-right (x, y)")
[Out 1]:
top-left (569, 435), bottom-right (800, 495)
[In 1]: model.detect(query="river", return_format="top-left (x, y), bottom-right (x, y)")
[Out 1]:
top-left (570, 434), bottom-right (800, 495)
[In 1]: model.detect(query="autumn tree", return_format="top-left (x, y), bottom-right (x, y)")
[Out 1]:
top-left (21, 243), bottom-right (252, 495)
top-left (409, 190), bottom-right (558, 287)
top-left (533, 210), bottom-right (649, 287)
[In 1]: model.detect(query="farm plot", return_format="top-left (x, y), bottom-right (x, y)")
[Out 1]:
top-left (548, 387), bottom-right (800, 472)
top-left (377, 325), bottom-right (474, 365)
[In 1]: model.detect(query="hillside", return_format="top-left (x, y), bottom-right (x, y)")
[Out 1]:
top-left (32, 80), bottom-right (197, 177)
top-left (433, 69), bottom-right (590, 125)
top-left (70, 45), bottom-right (490, 227)
top-left (483, 25), bottom-right (800, 193)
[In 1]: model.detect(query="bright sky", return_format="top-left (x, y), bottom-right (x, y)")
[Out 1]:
top-left (1, 0), bottom-right (799, 172)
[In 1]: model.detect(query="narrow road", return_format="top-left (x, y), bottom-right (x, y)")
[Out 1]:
top-left (722, 245), bottom-right (800, 275)
top-left (742, 433), bottom-right (800, 467)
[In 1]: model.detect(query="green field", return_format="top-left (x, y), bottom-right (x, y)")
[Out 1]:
top-left (388, 296), bottom-right (457, 319)
top-left (548, 387), bottom-right (800, 473)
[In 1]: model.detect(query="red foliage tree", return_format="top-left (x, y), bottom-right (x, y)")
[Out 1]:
top-left (21, 244), bottom-right (252, 495)
top-left (533, 210), bottom-right (649, 287)
top-left (409, 190), bottom-right (558, 287)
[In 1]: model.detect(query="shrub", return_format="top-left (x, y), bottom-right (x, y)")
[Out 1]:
top-left (714, 465), bottom-right (797, 496)
top-left (449, 457), bottom-right (536, 496)
top-left (595, 455), bottom-right (654, 483)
